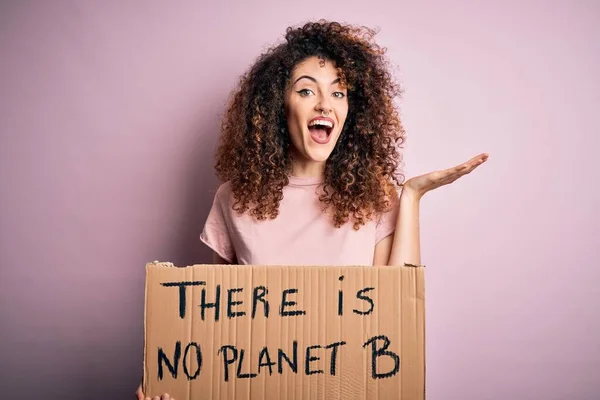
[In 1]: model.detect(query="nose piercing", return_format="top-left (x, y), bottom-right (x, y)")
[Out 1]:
top-left (321, 109), bottom-right (330, 117)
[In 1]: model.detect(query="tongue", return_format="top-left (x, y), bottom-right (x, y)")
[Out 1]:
top-left (309, 127), bottom-right (329, 143)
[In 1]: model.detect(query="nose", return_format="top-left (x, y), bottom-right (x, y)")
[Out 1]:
top-left (315, 94), bottom-right (332, 114)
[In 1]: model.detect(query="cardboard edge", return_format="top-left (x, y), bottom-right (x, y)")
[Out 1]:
top-left (419, 266), bottom-right (427, 399)
top-left (142, 262), bottom-right (151, 395)
top-left (403, 262), bottom-right (426, 268)
top-left (142, 261), bottom-right (176, 395)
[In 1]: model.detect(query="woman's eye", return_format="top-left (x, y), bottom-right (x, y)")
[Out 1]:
top-left (333, 92), bottom-right (346, 98)
top-left (297, 89), bottom-right (314, 97)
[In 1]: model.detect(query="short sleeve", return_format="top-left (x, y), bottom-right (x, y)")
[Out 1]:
top-left (199, 184), bottom-right (235, 263)
top-left (375, 194), bottom-right (400, 244)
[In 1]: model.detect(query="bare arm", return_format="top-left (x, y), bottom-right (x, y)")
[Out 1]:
top-left (373, 190), bottom-right (421, 266)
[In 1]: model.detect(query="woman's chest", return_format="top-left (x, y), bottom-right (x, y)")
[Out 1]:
top-left (227, 191), bottom-right (378, 266)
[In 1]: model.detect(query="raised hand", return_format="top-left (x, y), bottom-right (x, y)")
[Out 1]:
top-left (402, 153), bottom-right (489, 200)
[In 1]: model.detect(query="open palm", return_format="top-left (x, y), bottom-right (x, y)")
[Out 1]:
top-left (404, 153), bottom-right (489, 198)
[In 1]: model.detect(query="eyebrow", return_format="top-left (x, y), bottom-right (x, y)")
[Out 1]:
top-left (293, 75), bottom-right (341, 85)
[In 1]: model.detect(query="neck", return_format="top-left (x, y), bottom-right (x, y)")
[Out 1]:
top-left (290, 154), bottom-right (326, 179)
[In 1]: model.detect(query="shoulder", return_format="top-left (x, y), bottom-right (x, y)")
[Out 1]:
top-left (216, 180), bottom-right (233, 197)
top-left (211, 181), bottom-right (233, 206)
top-left (203, 181), bottom-right (235, 220)
top-left (376, 191), bottom-right (400, 222)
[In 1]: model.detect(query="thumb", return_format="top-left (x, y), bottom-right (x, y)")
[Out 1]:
top-left (135, 383), bottom-right (144, 400)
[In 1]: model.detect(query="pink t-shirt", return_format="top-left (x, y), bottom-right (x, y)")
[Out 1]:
top-left (200, 176), bottom-right (399, 266)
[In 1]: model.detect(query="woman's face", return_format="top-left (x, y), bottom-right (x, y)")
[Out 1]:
top-left (284, 56), bottom-right (349, 169)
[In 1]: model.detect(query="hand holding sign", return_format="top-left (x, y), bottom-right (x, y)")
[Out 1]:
top-left (136, 383), bottom-right (174, 400)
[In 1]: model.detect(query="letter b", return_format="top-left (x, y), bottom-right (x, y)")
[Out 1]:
top-left (362, 335), bottom-right (400, 379)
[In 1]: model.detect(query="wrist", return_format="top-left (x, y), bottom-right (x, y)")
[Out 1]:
top-left (400, 185), bottom-right (422, 203)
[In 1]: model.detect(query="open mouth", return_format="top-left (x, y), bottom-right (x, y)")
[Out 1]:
top-left (308, 118), bottom-right (334, 144)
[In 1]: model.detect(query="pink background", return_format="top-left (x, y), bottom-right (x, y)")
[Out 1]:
top-left (1, 1), bottom-right (598, 399)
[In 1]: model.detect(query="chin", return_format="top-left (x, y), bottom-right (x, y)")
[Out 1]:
top-left (307, 152), bottom-right (331, 163)
top-left (304, 141), bottom-right (337, 162)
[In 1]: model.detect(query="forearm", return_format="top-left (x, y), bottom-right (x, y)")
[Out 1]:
top-left (387, 189), bottom-right (421, 266)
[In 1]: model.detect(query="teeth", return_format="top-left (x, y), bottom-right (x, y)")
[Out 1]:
top-left (308, 119), bottom-right (333, 128)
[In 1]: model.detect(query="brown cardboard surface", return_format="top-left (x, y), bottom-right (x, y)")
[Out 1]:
top-left (143, 262), bottom-right (425, 399)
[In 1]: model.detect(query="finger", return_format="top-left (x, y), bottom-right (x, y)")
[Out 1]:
top-left (473, 154), bottom-right (488, 167)
top-left (444, 164), bottom-right (469, 179)
top-left (469, 156), bottom-right (489, 172)
top-left (162, 395), bottom-right (170, 400)
top-left (444, 158), bottom-right (487, 185)
top-left (460, 154), bottom-right (488, 174)
top-left (451, 160), bottom-right (473, 175)
top-left (455, 164), bottom-right (468, 173)
top-left (466, 152), bottom-right (488, 164)
top-left (443, 168), bottom-right (472, 184)
top-left (432, 153), bottom-right (488, 184)
top-left (458, 153), bottom-right (488, 171)
top-left (467, 154), bottom-right (487, 166)
top-left (135, 384), bottom-right (144, 400)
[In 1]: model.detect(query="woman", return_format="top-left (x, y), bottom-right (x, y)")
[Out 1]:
top-left (137, 19), bottom-right (487, 400)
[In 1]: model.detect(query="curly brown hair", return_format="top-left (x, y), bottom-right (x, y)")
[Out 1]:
top-left (214, 20), bottom-right (406, 230)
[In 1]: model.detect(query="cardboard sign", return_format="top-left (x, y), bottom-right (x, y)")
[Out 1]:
top-left (143, 262), bottom-right (425, 399)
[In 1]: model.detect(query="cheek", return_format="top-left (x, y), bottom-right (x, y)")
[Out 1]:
top-left (285, 111), bottom-right (305, 149)
top-left (338, 110), bottom-right (349, 129)
top-left (286, 107), bottom-right (305, 135)
top-left (337, 101), bottom-right (349, 123)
